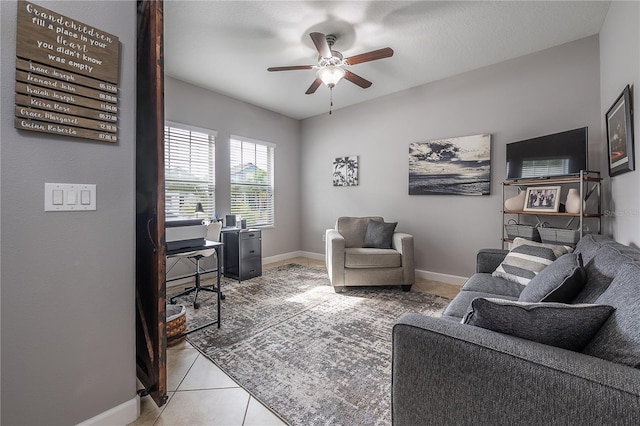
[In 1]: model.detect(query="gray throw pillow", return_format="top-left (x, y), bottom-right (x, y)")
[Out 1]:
top-left (582, 262), bottom-right (640, 367)
top-left (519, 253), bottom-right (586, 303)
top-left (462, 298), bottom-right (614, 351)
top-left (492, 238), bottom-right (572, 285)
top-left (363, 220), bottom-right (397, 249)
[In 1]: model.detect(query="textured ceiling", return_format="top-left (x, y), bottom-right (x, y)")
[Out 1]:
top-left (164, 1), bottom-right (610, 120)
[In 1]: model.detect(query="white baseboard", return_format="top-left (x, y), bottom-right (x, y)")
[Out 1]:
top-left (77, 394), bottom-right (139, 426)
top-left (262, 250), bottom-right (323, 264)
top-left (415, 269), bottom-right (467, 286)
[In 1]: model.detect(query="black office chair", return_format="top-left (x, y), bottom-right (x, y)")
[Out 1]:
top-left (168, 222), bottom-right (222, 309)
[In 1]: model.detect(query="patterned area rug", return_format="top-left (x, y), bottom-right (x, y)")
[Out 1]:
top-left (169, 264), bottom-right (450, 426)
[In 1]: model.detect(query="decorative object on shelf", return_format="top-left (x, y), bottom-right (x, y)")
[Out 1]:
top-left (333, 156), bottom-right (359, 186)
top-left (565, 188), bottom-right (585, 214)
top-left (408, 134), bottom-right (491, 195)
top-left (504, 219), bottom-right (541, 242)
top-left (523, 186), bottom-right (561, 213)
top-left (504, 190), bottom-right (526, 211)
top-left (606, 84), bottom-right (635, 177)
top-left (538, 223), bottom-right (582, 246)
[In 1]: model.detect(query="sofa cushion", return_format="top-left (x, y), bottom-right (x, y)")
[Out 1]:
top-left (336, 216), bottom-right (383, 248)
top-left (582, 262), bottom-right (640, 368)
top-left (573, 243), bottom-right (640, 304)
top-left (462, 298), bottom-right (614, 352)
top-left (442, 291), bottom-right (519, 319)
top-left (492, 238), bottom-right (572, 285)
top-left (461, 273), bottom-right (525, 298)
top-left (363, 220), bottom-right (397, 249)
top-left (344, 248), bottom-right (401, 268)
top-left (518, 253), bottom-right (586, 303)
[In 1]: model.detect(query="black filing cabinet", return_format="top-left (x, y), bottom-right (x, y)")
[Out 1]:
top-left (222, 229), bottom-right (262, 281)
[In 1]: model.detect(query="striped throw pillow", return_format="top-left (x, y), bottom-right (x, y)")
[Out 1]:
top-left (493, 238), bottom-right (572, 285)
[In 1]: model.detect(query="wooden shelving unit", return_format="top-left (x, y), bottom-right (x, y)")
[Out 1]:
top-left (502, 171), bottom-right (602, 247)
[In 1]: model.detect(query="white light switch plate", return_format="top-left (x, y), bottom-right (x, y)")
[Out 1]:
top-left (45, 183), bottom-right (96, 211)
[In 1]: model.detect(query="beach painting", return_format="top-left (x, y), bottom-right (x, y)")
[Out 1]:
top-left (409, 134), bottom-right (491, 195)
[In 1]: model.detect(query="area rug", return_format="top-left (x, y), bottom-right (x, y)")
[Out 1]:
top-left (168, 263), bottom-right (450, 426)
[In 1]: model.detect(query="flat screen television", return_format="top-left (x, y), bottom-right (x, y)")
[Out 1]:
top-left (506, 127), bottom-right (588, 180)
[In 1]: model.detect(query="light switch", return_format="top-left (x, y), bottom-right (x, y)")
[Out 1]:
top-left (45, 183), bottom-right (96, 211)
top-left (52, 189), bottom-right (64, 205)
top-left (80, 190), bottom-right (91, 205)
top-left (67, 190), bottom-right (77, 205)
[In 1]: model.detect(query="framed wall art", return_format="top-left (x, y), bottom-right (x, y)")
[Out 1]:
top-left (409, 134), bottom-right (491, 195)
top-left (606, 84), bottom-right (635, 177)
top-left (333, 156), bottom-right (359, 186)
top-left (523, 186), bottom-right (561, 213)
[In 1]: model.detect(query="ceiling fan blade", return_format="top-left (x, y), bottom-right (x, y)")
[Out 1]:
top-left (344, 70), bottom-right (372, 89)
top-left (305, 78), bottom-right (322, 95)
top-left (345, 47), bottom-right (394, 66)
top-left (310, 32), bottom-right (332, 59)
top-left (267, 65), bottom-right (314, 72)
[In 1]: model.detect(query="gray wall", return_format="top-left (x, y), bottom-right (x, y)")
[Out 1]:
top-left (300, 36), bottom-right (602, 278)
top-left (164, 77), bottom-right (302, 260)
top-left (1, 1), bottom-right (137, 424)
top-left (599, 0), bottom-right (640, 247)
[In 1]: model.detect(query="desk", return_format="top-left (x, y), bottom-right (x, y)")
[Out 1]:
top-left (166, 240), bottom-right (223, 340)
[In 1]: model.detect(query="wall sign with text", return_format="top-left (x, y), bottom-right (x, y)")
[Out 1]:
top-left (14, 0), bottom-right (120, 143)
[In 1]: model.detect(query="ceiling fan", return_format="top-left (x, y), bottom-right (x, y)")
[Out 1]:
top-left (267, 32), bottom-right (394, 95)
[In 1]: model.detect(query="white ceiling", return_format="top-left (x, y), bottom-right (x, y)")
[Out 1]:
top-left (164, 1), bottom-right (610, 120)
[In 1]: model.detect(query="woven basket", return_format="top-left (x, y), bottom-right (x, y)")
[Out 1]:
top-left (166, 304), bottom-right (187, 346)
top-left (504, 219), bottom-right (541, 242)
top-left (538, 227), bottom-right (581, 245)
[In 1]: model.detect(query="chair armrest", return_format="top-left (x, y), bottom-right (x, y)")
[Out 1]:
top-left (392, 233), bottom-right (415, 285)
top-left (392, 313), bottom-right (640, 426)
top-left (476, 248), bottom-right (508, 273)
top-left (325, 229), bottom-right (345, 286)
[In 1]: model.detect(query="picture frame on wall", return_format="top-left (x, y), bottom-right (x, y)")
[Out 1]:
top-left (408, 134), bottom-right (491, 195)
top-left (333, 156), bottom-right (359, 186)
top-left (523, 186), bottom-right (562, 213)
top-left (606, 84), bottom-right (635, 177)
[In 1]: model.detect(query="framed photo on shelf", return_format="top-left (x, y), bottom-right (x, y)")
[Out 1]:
top-left (606, 84), bottom-right (635, 177)
top-left (523, 186), bottom-right (561, 213)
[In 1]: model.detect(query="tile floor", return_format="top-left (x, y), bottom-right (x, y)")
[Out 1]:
top-left (130, 257), bottom-right (459, 426)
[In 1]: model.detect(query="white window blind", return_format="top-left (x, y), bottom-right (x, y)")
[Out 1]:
top-left (164, 123), bottom-right (216, 219)
top-left (230, 136), bottom-right (275, 227)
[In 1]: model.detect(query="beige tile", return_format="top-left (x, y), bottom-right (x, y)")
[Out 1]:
top-left (307, 258), bottom-right (326, 271)
top-left (414, 279), bottom-right (461, 299)
top-left (287, 257), bottom-right (309, 266)
top-left (167, 347), bottom-right (199, 391)
top-left (127, 392), bottom-right (174, 426)
top-left (178, 354), bottom-right (239, 390)
top-left (154, 388), bottom-right (250, 426)
top-left (263, 260), bottom-right (284, 270)
top-left (243, 397), bottom-right (286, 426)
top-left (166, 339), bottom-right (194, 351)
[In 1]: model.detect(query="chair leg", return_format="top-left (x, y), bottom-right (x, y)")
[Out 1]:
top-left (333, 286), bottom-right (346, 293)
top-left (170, 254), bottom-right (223, 308)
top-left (402, 285), bottom-right (412, 292)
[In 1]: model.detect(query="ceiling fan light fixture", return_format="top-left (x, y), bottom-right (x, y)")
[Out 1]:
top-left (317, 65), bottom-right (345, 88)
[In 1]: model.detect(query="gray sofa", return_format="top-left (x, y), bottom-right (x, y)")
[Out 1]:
top-left (392, 234), bottom-right (640, 425)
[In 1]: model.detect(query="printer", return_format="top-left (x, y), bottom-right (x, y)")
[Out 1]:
top-left (165, 219), bottom-right (207, 251)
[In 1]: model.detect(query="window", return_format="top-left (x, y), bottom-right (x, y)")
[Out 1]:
top-left (164, 123), bottom-right (216, 220)
top-left (230, 136), bottom-right (275, 227)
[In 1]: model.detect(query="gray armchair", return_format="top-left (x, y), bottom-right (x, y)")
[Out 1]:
top-left (325, 216), bottom-right (415, 293)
